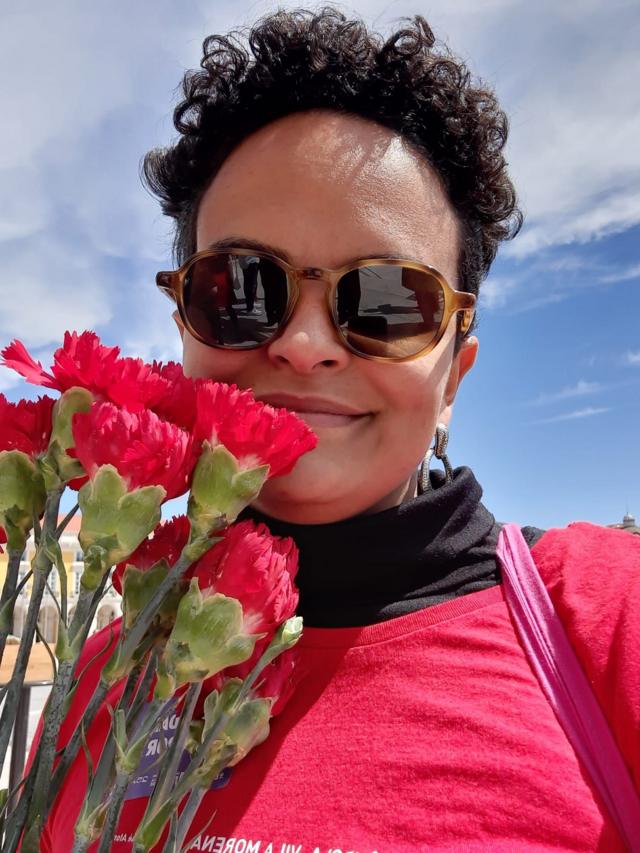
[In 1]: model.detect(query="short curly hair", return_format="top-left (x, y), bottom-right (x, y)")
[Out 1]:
top-left (142, 6), bottom-right (522, 348)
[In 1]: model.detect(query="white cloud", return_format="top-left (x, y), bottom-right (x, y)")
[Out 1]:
top-left (526, 379), bottom-right (602, 408)
top-left (0, 234), bottom-right (113, 348)
top-left (479, 276), bottom-right (518, 310)
top-left (0, 366), bottom-right (21, 394)
top-left (531, 406), bottom-right (611, 425)
top-left (625, 350), bottom-right (640, 366)
top-left (599, 263), bottom-right (640, 285)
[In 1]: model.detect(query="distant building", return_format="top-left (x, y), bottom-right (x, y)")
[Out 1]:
top-left (607, 513), bottom-right (640, 536)
top-left (0, 513), bottom-right (122, 644)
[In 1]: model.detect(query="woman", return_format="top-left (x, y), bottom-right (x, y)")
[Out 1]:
top-left (44, 8), bottom-right (639, 851)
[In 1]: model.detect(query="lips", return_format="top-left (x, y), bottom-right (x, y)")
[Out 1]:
top-left (256, 393), bottom-right (370, 418)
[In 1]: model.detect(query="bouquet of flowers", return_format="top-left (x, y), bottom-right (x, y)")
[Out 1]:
top-left (0, 331), bottom-right (317, 852)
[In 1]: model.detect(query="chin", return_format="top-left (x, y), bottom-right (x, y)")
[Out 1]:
top-left (250, 464), bottom-right (387, 524)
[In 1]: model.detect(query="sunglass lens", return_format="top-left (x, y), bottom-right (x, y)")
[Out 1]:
top-left (183, 254), bottom-right (289, 347)
top-left (335, 265), bottom-right (445, 357)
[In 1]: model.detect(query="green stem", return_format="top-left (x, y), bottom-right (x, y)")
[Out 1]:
top-left (71, 653), bottom-right (154, 829)
top-left (136, 682), bottom-right (202, 847)
top-left (93, 696), bottom-right (175, 852)
top-left (94, 768), bottom-right (131, 853)
top-left (26, 571), bottom-right (109, 833)
top-left (169, 786), bottom-right (206, 853)
top-left (110, 530), bottom-right (222, 684)
top-left (0, 549), bottom-right (23, 665)
top-left (0, 488), bottom-right (63, 778)
top-left (46, 641), bottom-right (157, 812)
top-left (54, 503), bottom-right (79, 538)
top-left (152, 636), bottom-right (288, 848)
top-left (0, 572), bottom-right (34, 673)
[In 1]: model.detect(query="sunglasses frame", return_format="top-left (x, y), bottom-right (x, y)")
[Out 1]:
top-left (156, 247), bottom-right (477, 363)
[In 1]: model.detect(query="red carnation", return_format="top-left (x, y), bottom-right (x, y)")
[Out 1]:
top-left (1, 332), bottom-right (171, 414)
top-left (0, 526), bottom-right (7, 555)
top-left (112, 514), bottom-right (191, 594)
top-left (194, 381), bottom-right (317, 477)
top-left (190, 519), bottom-right (299, 636)
top-left (0, 394), bottom-right (56, 457)
top-left (148, 361), bottom-right (199, 431)
top-left (71, 402), bottom-right (197, 499)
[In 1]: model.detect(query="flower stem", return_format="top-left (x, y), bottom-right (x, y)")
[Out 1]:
top-left (0, 548), bottom-right (23, 665)
top-left (90, 696), bottom-right (175, 852)
top-left (135, 681), bottom-right (202, 849)
top-left (0, 487), bottom-right (63, 779)
top-left (169, 786), bottom-right (207, 853)
top-left (110, 530), bottom-right (222, 684)
top-left (26, 570), bottom-right (110, 834)
top-left (45, 637), bottom-right (157, 817)
top-left (54, 502), bottom-right (79, 538)
top-left (93, 767), bottom-right (131, 853)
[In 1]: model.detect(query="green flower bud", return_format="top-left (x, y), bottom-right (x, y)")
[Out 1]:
top-left (121, 560), bottom-right (183, 632)
top-left (157, 582), bottom-right (257, 693)
top-left (0, 450), bottom-right (46, 552)
top-left (78, 465), bottom-right (164, 571)
top-left (188, 442), bottom-right (268, 535)
top-left (40, 387), bottom-right (93, 486)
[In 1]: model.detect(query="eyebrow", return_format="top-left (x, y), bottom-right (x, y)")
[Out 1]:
top-left (204, 236), bottom-right (411, 266)
top-left (205, 236), bottom-right (294, 263)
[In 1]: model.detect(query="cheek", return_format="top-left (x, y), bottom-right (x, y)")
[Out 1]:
top-left (372, 364), bottom-right (447, 459)
top-left (182, 336), bottom-right (255, 383)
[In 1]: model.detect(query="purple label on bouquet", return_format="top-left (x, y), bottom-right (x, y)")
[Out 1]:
top-left (123, 704), bottom-right (233, 801)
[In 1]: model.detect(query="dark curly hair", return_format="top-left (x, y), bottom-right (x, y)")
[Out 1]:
top-left (142, 7), bottom-right (522, 348)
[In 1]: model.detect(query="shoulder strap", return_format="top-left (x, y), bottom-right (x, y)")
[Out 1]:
top-left (497, 523), bottom-right (640, 851)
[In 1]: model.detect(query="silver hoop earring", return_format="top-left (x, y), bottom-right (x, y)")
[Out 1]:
top-left (419, 423), bottom-right (453, 494)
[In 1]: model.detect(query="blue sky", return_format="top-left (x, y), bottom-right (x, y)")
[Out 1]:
top-left (1, 0), bottom-right (638, 530)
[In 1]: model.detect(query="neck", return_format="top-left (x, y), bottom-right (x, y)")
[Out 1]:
top-left (239, 466), bottom-right (501, 628)
top-left (361, 471), bottom-right (418, 515)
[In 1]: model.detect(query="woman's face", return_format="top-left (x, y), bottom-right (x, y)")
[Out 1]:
top-left (177, 110), bottom-right (478, 523)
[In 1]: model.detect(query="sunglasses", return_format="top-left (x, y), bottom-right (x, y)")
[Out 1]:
top-left (156, 248), bottom-right (476, 362)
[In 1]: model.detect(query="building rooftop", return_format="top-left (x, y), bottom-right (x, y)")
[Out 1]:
top-left (607, 513), bottom-right (640, 536)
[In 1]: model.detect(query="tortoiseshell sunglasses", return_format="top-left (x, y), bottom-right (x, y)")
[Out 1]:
top-left (156, 248), bottom-right (476, 362)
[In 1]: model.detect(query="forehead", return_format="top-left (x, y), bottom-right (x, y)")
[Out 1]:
top-left (196, 110), bottom-right (460, 281)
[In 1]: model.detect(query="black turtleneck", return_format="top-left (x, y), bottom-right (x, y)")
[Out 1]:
top-left (238, 466), bottom-right (545, 628)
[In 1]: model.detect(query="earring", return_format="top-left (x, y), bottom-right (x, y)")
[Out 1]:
top-left (418, 423), bottom-right (453, 494)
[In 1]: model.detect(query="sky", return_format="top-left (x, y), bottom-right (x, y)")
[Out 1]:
top-left (0, 0), bottom-right (638, 530)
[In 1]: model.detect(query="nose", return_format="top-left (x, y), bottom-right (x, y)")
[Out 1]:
top-left (266, 278), bottom-right (351, 373)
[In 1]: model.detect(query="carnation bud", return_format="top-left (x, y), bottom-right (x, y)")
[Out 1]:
top-left (0, 450), bottom-right (46, 551)
top-left (188, 442), bottom-right (268, 535)
top-left (78, 465), bottom-right (164, 581)
top-left (154, 581), bottom-right (258, 699)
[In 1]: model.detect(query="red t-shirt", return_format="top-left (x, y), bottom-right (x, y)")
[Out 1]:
top-left (35, 522), bottom-right (639, 851)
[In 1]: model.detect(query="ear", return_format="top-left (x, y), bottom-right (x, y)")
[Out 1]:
top-left (438, 335), bottom-right (478, 427)
top-left (172, 309), bottom-right (185, 342)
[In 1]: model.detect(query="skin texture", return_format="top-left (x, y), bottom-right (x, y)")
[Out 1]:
top-left (175, 109), bottom-right (478, 524)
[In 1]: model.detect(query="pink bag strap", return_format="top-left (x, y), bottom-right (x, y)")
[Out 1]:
top-left (496, 523), bottom-right (640, 851)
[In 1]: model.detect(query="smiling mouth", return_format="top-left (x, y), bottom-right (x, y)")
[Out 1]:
top-left (292, 411), bottom-right (370, 428)
top-left (256, 393), bottom-right (372, 427)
